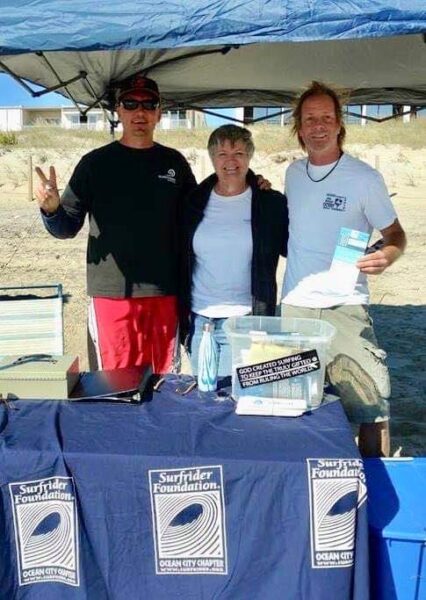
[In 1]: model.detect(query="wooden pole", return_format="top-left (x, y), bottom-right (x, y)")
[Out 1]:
top-left (375, 155), bottom-right (380, 171)
top-left (28, 155), bottom-right (33, 201)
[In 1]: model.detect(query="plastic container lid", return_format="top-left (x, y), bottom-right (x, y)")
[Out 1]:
top-left (223, 316), bottom-right (336, 344)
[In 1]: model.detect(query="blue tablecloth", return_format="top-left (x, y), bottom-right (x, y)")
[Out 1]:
top-left (0, 377), bottom-right (369, 599)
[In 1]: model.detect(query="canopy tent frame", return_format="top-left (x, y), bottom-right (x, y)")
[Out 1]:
top-left (0, 44), bottom-right (248, 129)
top-left (2, 53), bottom-right (425, 129)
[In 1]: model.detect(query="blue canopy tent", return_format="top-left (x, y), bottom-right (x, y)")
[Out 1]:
top-left (1, 0), bottom-right (426, 124)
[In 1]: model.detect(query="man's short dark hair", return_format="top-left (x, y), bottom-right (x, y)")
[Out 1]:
top-left (292, 81), bottom-right (346, 151)
top-left (207, 125), bottom-right (255, 160)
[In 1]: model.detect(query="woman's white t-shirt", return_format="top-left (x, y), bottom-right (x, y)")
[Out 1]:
top-left (192, 187), bottom-right (253, 317)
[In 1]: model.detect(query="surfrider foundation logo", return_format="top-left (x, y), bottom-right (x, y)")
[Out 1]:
top-left (9, 476), bottom-right (79, 587)
top-left (307, 458), bottom-right (367, 569)
top-left (323, 193), bottom-right (347, 211)
top-left (149, 465), bottom-right (227, 575)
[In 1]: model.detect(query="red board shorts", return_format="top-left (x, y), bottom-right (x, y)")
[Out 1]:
top-left (88, 296), bottom-right (178, 374)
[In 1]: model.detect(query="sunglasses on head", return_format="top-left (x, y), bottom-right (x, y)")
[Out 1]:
top-left (119, 98), bottom-right (159, 111)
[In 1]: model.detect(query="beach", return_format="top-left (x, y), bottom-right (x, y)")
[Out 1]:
top-left (0, 131), bottom-right (424, 456)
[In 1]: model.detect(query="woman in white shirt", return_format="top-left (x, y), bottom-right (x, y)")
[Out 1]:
top-left (181, 125), bottom-right (288, 376)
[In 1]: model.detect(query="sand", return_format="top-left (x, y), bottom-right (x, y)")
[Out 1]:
top-left (0, 140), bottom-right (424, 456)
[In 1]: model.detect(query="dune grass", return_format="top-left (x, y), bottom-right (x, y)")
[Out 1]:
top-left (6, 116), bottom-right (426, 153)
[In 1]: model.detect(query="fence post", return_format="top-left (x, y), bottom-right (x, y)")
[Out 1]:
top-left (28, 155), bottom-right (33, 201)
top-left (375, 155), bottom-right (380, 171)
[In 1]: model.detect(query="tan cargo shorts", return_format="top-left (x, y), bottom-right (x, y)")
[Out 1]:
top-left (282, 304), bottom-right (390, 424)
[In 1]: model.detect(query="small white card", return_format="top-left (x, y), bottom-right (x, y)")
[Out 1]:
top-left (329, 227), bottom-right (369, 292)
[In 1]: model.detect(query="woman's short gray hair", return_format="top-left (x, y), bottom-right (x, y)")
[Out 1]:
top-left (207, 125), bottom-right (255, 160)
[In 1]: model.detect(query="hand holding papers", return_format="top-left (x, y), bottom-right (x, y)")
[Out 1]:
top-left (329, 227), bottom-right (369, 293)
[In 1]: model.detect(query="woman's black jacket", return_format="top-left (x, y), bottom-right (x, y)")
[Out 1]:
top-left (179, 170), bottom-right (289, 339)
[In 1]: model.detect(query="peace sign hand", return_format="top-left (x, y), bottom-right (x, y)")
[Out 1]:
top-left (35, 165), bottom-right (60, 214)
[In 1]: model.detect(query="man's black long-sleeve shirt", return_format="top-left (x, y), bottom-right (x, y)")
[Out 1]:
top-left (42, 141), bottom-right (196, 298)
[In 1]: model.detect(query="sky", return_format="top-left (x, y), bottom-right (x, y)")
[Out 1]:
top-left (0, 73), bottom-right (233, 126)
top-left (0, 74), bottom-right (73, 107)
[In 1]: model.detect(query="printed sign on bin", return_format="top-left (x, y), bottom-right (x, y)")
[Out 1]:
top-left (236, 349), bottom-right (321, 389)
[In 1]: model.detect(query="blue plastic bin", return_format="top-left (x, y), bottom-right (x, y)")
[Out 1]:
top-left (364, 458), bottom-right (426, 600)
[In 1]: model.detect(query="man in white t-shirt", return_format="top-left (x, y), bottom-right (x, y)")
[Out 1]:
top-left (281, 81), bottom-right (406, 457)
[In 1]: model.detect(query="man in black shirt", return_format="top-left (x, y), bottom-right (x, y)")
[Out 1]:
top-left (35, 75), bottom-right (196, 372)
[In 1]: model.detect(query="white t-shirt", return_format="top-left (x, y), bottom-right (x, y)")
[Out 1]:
top-left (192, 187), bottom-right (253, 317)
top-left (281, 153), bottom-right (397, 308)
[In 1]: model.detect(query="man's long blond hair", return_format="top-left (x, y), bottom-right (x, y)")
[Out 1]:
top-left (292, 81), bottom-right (346, 151)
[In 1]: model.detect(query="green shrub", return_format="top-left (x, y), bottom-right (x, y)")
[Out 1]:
top-left (0, 132), bottom-right (17, 146)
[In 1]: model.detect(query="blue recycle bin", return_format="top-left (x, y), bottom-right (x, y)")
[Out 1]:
top-left (364, 458), bottom-right (426, 600)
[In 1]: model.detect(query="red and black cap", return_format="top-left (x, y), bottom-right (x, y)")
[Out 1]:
top-left (117, 74), bottom-right (160, 101)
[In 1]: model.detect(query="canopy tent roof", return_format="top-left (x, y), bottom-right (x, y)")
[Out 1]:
top-left (1, 1), bottom-right (426, 112)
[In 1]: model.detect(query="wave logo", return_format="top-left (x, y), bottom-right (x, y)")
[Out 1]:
top-left (149, 466), bottom-right (227, 574)
top-left (9, 476), bottom-right (79, 586)
top-left (307, 458), bottom-right (367, 569)
top-left (158, 168), bottom-right (176, 183)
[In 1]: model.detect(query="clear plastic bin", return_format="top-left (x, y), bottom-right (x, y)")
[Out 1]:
top-left (223, 316), bottom-right (336, 416)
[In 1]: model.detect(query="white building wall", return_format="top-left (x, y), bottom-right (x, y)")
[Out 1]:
top-left (403, 105), bottom-right (411, 124)
top-left (160, 115), bottom-right (172, 130)
top-left (0, 106), bottom-right (202, 132)
top-left (159, 110), bottom-right (200, 130)
top-left (92, 114), bottom-right (106, 131)
top-left (61, 111), bottom-right (71, 129)
top-left (0, 107), bottom-right (23, 131)
top-left (61, 108), bottom-right (106, 130)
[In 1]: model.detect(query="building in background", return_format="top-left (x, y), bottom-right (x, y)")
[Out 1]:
top-left (0, 106), bottom-right (205, 132)
top-left (239, 105), bottom-right (419, 126)
top-left (0, 106), bottom-right (107, 131)
top-left (2, 103), bottom-right (417, 132)
top-left (236, 107), bottom-right (289, 125)
top-left (160, 109), bottom-right (206, 129)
